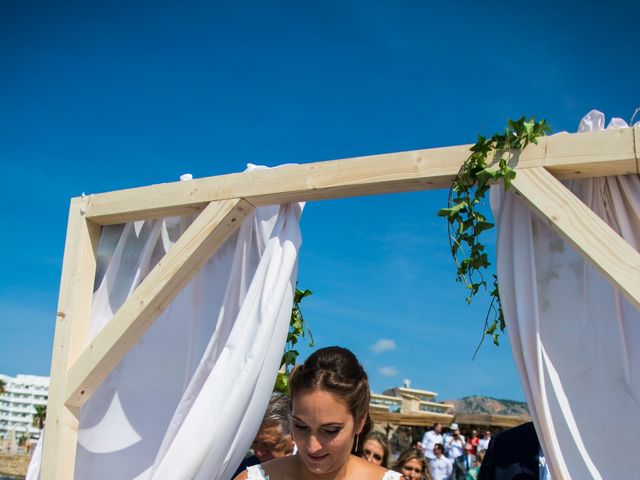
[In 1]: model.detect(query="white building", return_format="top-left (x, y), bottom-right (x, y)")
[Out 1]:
top-left (0, 373), bottom-right (49, 440)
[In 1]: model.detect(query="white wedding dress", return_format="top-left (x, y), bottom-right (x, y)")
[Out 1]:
top-left (246, 464), bottom-right (402, 479)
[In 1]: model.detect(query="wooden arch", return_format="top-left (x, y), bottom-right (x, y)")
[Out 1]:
top-left (42, 127), bottom-right (640, 478)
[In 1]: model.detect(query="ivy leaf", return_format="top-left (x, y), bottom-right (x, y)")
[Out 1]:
top-left (274, 372), bottom-right (289, 393)
top-left (474, 221), bottom-right (495, 235)
top-left (502, 169), bottom-right (517, 190)
top-left (276, 287), bottom-right (313, 392)
top-left (470, 135), bottom-right (491, 155)
top-left (441, 116), bottom-right (550, 353)
top-left (282, 349), bottom-right (299, 365)
top-left (446, 201), bottom-right (468, 216)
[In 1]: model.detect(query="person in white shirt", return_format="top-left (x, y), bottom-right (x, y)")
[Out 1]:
top-left (476, 430), bottom-right (492, 454)
top-left (430, 443), bottom-right (453, 480)
top-left (443, 423), bottom-right (465, 453)
top-left (422, 423), bottom-right (443, 461)
top-left (446, 427), bottom-right (465, 460)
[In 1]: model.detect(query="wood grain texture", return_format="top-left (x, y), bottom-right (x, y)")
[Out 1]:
top-left (84, 128), bottom-right (638, 225)
top-left (41, 197), bottom-right (101, 480)
top-left (511, 167), bottom-right (640, 310)
top-left (64, 198), bottom-right (254, 408)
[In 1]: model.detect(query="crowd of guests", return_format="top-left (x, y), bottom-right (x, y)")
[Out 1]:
top-left (231, 346), bottom-right (516, 480)
top-left (357, 424), bottom-right (490, 480)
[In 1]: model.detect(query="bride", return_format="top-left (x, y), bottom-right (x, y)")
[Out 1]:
top-left (235, 346), bottom-right (401, 480)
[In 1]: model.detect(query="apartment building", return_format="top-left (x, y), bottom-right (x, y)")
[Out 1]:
top-left (0, 373), bottom-right (49, 440)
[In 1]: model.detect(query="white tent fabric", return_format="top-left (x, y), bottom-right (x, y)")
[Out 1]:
top-left (492, 110), bottom-right (640, 479)
top-left (27, 166), bottom-right (303, 479)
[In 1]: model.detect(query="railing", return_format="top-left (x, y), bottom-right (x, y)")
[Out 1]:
top-left (418, 400), bottom-right (454, 414)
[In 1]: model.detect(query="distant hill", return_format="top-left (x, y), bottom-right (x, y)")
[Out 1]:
top-left (445, 396), bottom-right (530, 416)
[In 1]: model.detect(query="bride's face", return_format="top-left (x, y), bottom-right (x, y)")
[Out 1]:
top-left (292, 389), bottom-right (362, 475)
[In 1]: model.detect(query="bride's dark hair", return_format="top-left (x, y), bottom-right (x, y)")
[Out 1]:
top-left (289, 346), bottom-right (372, 454)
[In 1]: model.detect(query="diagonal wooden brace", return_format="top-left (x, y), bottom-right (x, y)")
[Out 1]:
top-left (510, 166), bottom-right (640, 310)
top-left (64, 198), bottom-right (254, 409)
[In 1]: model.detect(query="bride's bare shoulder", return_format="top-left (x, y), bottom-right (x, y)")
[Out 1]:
top-left (236, 456), bottom-right (297, 479)
top-left (236, 455), bottom-right (393, 480)
top-left (349, 455), bottom-right (392, 479)
top-left (233, 468), bottom-right (249, 480)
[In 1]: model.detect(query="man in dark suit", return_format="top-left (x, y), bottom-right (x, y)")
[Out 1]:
top-left (478, 422), bottom-right (545, 480)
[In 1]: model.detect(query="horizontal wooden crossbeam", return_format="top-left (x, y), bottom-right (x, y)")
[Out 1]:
top-left (84, 128), bottom-right (638, 225)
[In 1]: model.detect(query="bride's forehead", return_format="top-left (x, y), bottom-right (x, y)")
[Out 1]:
top-left (292, 389), bottom-right (351, 416)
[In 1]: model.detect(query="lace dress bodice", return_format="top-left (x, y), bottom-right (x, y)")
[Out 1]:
top-left (246, 465), bottom-right (402, 480)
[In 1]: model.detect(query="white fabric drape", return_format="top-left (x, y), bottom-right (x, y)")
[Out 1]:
top-left (26, 166), bottom-right (303, 479)
top-left (492, 110), bottom-right (640, 479)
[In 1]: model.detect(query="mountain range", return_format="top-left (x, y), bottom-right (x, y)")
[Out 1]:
top-left (445, 396), bottom-right (530, 416)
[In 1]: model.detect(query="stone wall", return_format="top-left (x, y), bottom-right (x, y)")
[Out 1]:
top-left (0, 453), bottom-right (29, 478)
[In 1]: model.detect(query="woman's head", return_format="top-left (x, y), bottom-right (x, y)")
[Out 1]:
top-left (289, 346), bottom-right (371, 442)
top-left (392, 448), bottom-right (429, 480)
top-left (288, 346), bottom-right (372, 474)
top-left (361, 431), bottom-right (390, 467)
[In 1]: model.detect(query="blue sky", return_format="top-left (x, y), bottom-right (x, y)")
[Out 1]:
top-left (1, 0), bottom-right (638, 402)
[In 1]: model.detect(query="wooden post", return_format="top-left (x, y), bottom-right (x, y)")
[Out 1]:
top-left (511, 166), bottom-right (640, 310)
top-left (41, 197), bottom-right (101, 479)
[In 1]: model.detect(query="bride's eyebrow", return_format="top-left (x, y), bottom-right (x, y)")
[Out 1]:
top-left (291, 417), bottom-right (344, 428)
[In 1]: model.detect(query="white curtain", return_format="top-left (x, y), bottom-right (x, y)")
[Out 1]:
top-left (28, 167), bottom-right (303, 479)
top-left (492, 110), bottom-right (640, 479)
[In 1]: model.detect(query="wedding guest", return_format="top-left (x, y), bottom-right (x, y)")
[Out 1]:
top-left (466, 451), bottom-right (484, 480)
top-left (430, 443), bottom-right (453, 480)
top-left (234, 346), bottom-right (402, 480)
top-left (233, 393), bottom-right (294, 476)
top-left (422, 423), bottom-right (443, 461)
top-left (443, 423), bottom-right (465, 455)
top-left (447, 427), bottom-right (465, 460)
top-left (447, 427), bottom-right (466, 480)
top-left (362, 431), bottom-right (391, 467)
top-left (468, 430), bottom-right (479, 455)
top-left (477, 422), bottom-right (548, 480)
top-left (458, 442), bottom-right (476, 473)
top-left (391, 448), bottom-right (430, 480)
top-left (411, 439), bottom-right (426, 456)
top-left (476, 430), bottom-right (491, 454)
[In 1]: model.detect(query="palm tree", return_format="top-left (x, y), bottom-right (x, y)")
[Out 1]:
top-left (32, 404), bottom-right (47, 431)
top-left (0, 378), bottom-right (6, 396)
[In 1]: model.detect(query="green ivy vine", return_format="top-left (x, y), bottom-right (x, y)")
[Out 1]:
top-left (438, 117), bottom-right (550, 348)
top-left (274, 287), bottom-right (314, 393)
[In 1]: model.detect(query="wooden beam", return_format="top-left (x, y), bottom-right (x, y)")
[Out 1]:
top-left (41, 197), bottom-right (101, 480)
top-left (64, 198), bottom-right (254, 408)
top-left (511, 167), bottom-right (640, 310)
top-left (84, 128), bottom-right (638, 225)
